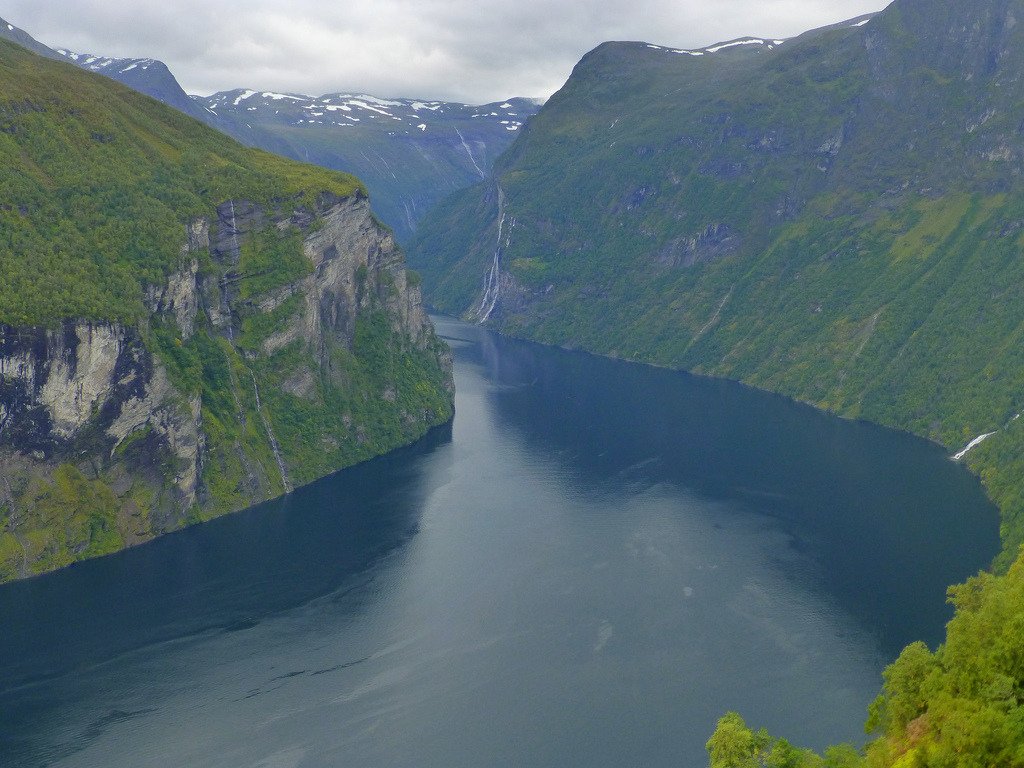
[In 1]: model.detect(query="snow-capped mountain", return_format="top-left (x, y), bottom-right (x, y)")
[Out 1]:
top-left (56, 50), bottom-right (159, 74)
top-left (52, 48), bottom-right (225, 127)
top-left (1, 14), bottom-right (541, 241)
top-left (200, 90), bottom-right (531, 135)
top-left (197, 91), bottom-right (542, 241)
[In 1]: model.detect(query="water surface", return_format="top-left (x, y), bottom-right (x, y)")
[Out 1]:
top-left (0, 317), bottom-right (999, 767)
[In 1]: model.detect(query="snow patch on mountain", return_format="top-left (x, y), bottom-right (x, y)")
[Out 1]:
top-left (662, 37), bottom-right (780, 57)
top-left (652, 16), bottom-right (875, 59)
top-left (197, 90), bottom-right (534, 133)
top-left (707, 38), bottom-right (765, 52)
top-left (56, 49), bottom-right (155, 74)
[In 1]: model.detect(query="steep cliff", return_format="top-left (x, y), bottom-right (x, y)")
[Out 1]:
top-left (0, 40), bottom-right (453, 580)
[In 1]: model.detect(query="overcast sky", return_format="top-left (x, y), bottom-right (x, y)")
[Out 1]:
top-left (5, 0), bottom-right (884, 103)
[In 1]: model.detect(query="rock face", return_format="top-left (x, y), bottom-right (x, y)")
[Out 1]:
top-left (0, 191), bottom-right (453, 582)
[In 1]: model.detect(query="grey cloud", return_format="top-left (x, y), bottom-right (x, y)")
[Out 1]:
top-left (7, 0), bottom-right (884, 102)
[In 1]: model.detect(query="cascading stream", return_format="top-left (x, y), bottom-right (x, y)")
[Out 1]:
top-left (249, 370), bottom-right (293, 494)
top-left (475, 186), bottom-right (507, 324)
top-left (221, 200), bottom-right (240, 342)
top-left (454, 127), bottom-right (486, 180)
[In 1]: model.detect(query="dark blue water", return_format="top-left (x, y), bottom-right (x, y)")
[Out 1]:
top-left (0, 317), bottom-right (999, 767)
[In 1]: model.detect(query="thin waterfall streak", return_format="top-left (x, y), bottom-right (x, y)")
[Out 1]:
top-left (475, 187), bottom-right (506, 323)
top-left (222, 201), bottom-right (240, 341)
top-left (250, 370), bottom-right (293, 494)
top-left (454, 127), bottom-right (486, 179)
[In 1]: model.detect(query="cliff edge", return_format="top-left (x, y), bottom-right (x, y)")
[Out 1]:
top-left (0, 40), bottom-right (453, 580)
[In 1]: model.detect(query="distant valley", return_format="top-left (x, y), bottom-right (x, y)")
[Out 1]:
top-left (194, 90), bottom-right (540, 242)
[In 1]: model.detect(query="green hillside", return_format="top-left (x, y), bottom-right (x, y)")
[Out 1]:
top-left (0, 37), bottom-right (361, 327)
top-left (410, 0), bottom-right (1024, 569)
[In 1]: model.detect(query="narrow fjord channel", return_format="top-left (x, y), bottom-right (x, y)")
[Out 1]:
top-left (0, 317), bottom-right (999, 768)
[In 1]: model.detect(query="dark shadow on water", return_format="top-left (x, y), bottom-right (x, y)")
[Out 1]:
top-left (0, 421), bottom-right (453, 695)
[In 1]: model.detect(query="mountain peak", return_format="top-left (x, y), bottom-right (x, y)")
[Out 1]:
top-left (628, 12), bottom-right (880, 60)
top-left (0, 16), bottom-right (62, 60)
top-left (55, 49), bottom-right (161, 76)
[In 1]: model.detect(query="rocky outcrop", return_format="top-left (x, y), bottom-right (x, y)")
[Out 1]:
top-left (656, 223), bottom-right (742, 268)
top-left (299, 194), bottom-right (433, 355)
top-left (0, 323), bottom-right (164, 455)
top-left (146, 258), bottom-right (200, 340)
top-left (0, 191), bottom-right (453, 582)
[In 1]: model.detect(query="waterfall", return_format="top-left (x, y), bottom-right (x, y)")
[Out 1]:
top-left (454, 127), bottom-right (486, 179)
top-left (227, 200), bottom-right (240, 256)
top-left (474, 186), bottom-right (509, 324)
top-left (221, 200), bottom-right (240, 341)
top-left (220, 275), bottom-right (234, 341)
top-left (249, 370), bottom-right (292, 494)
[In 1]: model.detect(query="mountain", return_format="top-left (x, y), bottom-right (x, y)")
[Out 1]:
top-left (0, 15), bottom-right (220, 127)
top-left (196, 90), bottom-right (542, 242)
top-left (410, 0), bottom-right (1024, 571)
top-left (0, 17), bottom-right (538, 242)
top-left (0, 16), bottom-right (61, 60)
top-left (54, 48), bottom-right (225, 127)
top-left (0, 38), bottom-right (453, 582)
